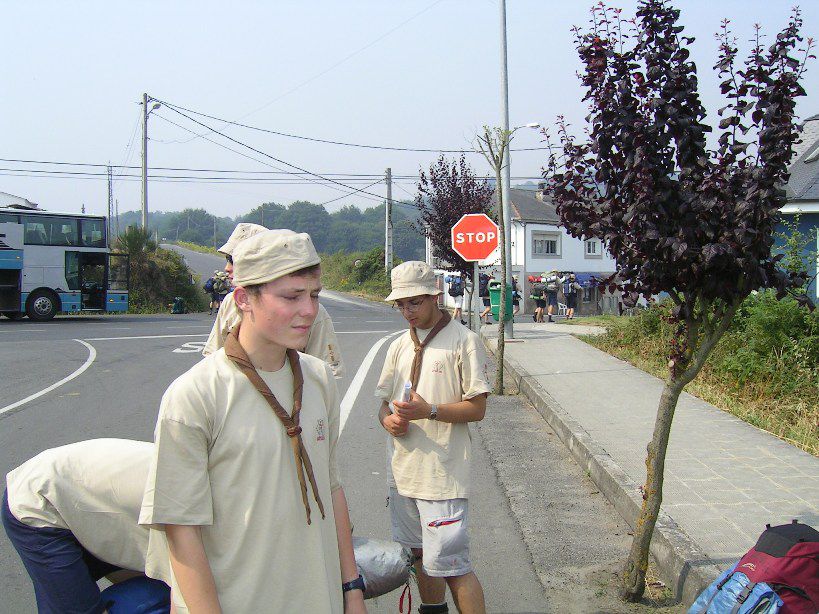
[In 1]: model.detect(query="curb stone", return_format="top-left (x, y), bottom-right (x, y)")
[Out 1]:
top-left (482, 334), bottom-right (724, 606)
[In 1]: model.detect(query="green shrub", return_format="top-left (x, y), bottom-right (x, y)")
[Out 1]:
top-left (320, 247), bottom-right (395, 301)
top-left (116, 227), bottom-right (208, 313)
top-left (585, 291), bottom-right (818, 455)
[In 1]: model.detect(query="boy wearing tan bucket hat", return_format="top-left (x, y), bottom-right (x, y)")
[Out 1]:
top-left (375, 261), bottom-right (492, 614)
top-left (140, 230), bottom-right (365, 614)
top-left (203, 223), bottom-right (345, 378)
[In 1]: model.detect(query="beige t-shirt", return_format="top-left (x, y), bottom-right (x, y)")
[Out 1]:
top-left (5, 439), bottom-right (166, 575)
top-left (139, 350), bottom-right (343, 614)
top-left (202, 292), bottom-right (345, 377)
top-left (375, 320), bottom-right (493, 500)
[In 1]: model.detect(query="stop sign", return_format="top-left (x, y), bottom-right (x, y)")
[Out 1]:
top-left (450, 213), bottom-right (499, 261)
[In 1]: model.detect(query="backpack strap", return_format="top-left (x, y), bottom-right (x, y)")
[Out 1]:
top-left (730, 582), bottom-right (756, 614)
top-left (695, 571), bottom-right (735, 614)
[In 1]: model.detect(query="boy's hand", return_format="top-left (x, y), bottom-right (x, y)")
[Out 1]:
top-left (393, 390), bottom-right (433, 421)
top-left (381, 412), bottom-right (409, 437)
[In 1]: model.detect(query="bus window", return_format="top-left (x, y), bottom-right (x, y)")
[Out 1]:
top-left (23, 216), bottom-right (79, 246)
top-left (81, 218), bottom-right (106, 248)
top-left (0, 212), bottom-right (19, 223)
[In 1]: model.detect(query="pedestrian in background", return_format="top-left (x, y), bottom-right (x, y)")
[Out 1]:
top-left (478, 272), bottom-right (492, 324)
top-left (542, 270), bottom-right (561, 322)
top-left (446, 274), bottom-right (466, 324)
top-left (376, 261), bottom-right (492, 614)
top-left (529, 275), bottom-right (546, 323)
top-left (562, 273), bottom-right (582, 320)
top-left (511, 275), bottom-right (520, 316)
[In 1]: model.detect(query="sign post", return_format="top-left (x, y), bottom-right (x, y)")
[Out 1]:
top-left (451, 214), bottom-right (500, 332)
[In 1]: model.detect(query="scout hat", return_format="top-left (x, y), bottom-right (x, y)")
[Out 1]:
top-left (232, 229), bottom-right (320, 287)
top-left (218, 223), bottom-right (267, 256)
top-left (384, 260), bottom-right (442, 302)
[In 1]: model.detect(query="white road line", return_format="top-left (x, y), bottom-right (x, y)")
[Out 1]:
top-left (335, 330), bottom-right (389, 334)
top-left (0, 329), bottom-right (46, 333)
top-left (0, 339), bottom-right (97, 417)
top-left (84, 333), bottom-right (209, 341)
top-left (339, 330), bottom-right (402, 433)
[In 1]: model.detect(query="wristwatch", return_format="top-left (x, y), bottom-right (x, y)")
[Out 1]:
top-left (428, 404), bottom-right (438, 420)
top-left (342, 574), bottom-right (366, 594)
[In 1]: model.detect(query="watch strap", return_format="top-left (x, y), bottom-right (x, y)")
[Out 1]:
top-left (429, 404), bottom-right (438, 420)
top-left (342, 574), bottom-right (365, 593)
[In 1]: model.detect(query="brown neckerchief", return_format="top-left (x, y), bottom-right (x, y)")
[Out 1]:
top-left (224, 325), bottom-right (325, 525)
top-left (409, 309), bottom-right (452, 389)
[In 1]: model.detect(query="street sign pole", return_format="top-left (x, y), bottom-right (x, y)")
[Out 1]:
top-left (472, 261), bottom-right (480, 332)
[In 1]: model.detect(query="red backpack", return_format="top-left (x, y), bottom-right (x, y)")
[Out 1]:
top-left (733, 520), bottom-right (819, 613)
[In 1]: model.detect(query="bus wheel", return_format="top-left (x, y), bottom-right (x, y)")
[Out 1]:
top-left (26, 290), bottom-right (59, 321)
top-left (1, 311), bottom-right (25, 320)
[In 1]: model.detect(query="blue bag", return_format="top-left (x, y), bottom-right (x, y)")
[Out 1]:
top-left (688, 564), bottom-right (783, 614)
top-left (100, 576), bottom-right (171, 614)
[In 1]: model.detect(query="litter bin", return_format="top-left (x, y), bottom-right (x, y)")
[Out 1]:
top-left (488, 281), bottom-right (513, 322)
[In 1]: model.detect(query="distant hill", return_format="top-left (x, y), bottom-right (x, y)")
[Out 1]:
top-left (115, 199), bottom-right (425, 261)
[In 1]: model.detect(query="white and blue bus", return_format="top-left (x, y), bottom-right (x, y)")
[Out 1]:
top-left (0, 206), bottom-right (129, 321)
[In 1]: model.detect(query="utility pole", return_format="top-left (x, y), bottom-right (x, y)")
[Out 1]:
top-left (107, 165), bottom-right (114, 245)
top-left (115, 199), bottom-right (120, 237)
top-left (384, 167), bottom-right (393, 273)
top-left (213, 216), bottom-right (217, 248)
top-left (499, 0), bottom-right (514, 340)
top-left (141, 92), bottom-right (149, 230)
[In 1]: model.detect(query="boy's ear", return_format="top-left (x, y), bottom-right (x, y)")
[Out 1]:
top-left (233, 287), bottom-right (251, 313)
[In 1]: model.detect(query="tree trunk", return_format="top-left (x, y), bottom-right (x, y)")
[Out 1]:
top-left (621, 378), bottom-right (684, 602)
top-left (494, 167), bottom-right (506, 395)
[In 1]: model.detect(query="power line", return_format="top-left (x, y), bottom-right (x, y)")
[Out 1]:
top-left (155, 97), bottom-right (547, 154)
top-left (155, 103), bottom-right (391, 203)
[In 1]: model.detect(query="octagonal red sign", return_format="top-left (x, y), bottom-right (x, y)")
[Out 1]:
top-left (450, 213), bottom-right (499, 261)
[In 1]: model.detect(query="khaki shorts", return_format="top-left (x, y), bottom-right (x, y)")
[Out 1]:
top-left (389, 487), bottom-right (472, 577)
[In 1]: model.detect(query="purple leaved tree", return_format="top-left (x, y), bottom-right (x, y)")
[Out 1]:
top-left (414, 154), bottom-right (495, 324)
top-left (543, 0), bottom-right (814, 601)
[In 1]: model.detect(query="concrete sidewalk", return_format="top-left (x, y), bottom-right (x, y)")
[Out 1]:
top-left (482, 322), bottom-right (818, 606)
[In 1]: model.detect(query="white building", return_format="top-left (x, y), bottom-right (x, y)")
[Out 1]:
top-left (428, 188), bottom-right (619, 315)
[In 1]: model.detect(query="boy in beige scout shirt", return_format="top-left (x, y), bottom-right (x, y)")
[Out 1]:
top-left (376, 261), bottom-right (492, 614)
top-left (202, 222), bottom-right (345, 378)
top-left (140, 230), bottom-right (366, 613)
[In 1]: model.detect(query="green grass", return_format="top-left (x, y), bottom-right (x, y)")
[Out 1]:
top-left (580, 295), bottom-right (818, 456)
top-left (174, 241), bottom-right (220, 256)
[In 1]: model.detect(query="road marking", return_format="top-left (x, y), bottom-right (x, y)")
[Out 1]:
top-left (173, 341), bottom-right (207, 353)
top-left (0, 339), bottom-right (97, 417)
top-left (339, 330), bottom-right (402, 433)
top-left (84, 333), bottom-right (209, 341)
top-left (0, 329), bottom-right (46, 333)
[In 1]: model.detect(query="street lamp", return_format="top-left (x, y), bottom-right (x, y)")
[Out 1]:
top-left (141, 94), bottom-right (161, 230)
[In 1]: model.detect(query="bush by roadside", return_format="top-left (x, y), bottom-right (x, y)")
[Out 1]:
top-left (174, 241), bottom-right (219, 256)
top-left (320, 247), bottom-right (394, 302)
top-left (117, 228), bottom-right (209, 314)
top-left (581, 292), bottom-right (818, 455)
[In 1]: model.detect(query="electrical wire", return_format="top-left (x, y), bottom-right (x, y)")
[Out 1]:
top-left (155, 104), bottom-right (391, 203)
top-left (155, 97), bottom-right (547, 154)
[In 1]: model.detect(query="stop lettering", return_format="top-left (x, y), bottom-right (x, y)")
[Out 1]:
top-left (450, 213), bottom-right (500, 261)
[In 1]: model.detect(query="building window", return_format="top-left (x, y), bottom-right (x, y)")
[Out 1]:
top-left (532, 232), bottom-right (560, 257)
top-left (585, 238), bottom-right (602, 258)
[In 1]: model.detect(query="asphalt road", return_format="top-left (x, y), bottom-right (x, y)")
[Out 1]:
top-left (0, 247), bottom-right (548, 613)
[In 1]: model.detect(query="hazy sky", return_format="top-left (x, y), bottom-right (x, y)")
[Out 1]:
top-left (2, 0), bottom-right (818, 219)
